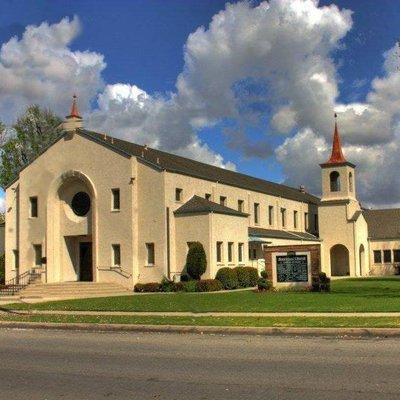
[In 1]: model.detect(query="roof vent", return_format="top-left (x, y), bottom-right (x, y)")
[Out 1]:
top-left (299, 185), bottom-right (306, 193)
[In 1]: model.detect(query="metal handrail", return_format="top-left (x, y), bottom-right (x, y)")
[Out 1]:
top-left (0, 269), bottom-right (42, 296)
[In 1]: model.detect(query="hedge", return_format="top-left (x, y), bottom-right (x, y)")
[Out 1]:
top-left (215, 267), bottom-right (239, 290)
top-left (134, 282), bottom-right (162, 293)
top-left (196, 279), bottom-right (223, 292)
top-left (234, 266), bottom-right (259, 288)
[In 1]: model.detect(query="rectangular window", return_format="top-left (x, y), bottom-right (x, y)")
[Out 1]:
top-left (238, 199), bottom-right (244, 212)
top-left (216, 242), bottom-right (223, 263)
top-left (268, 206), bottom-right (274, 226)
top-left (112, 244), bottom-right (121, 266)
top-left (175, 188), bottom-right (183, 202)
top-left (205, 193), bottom-right (211, 201)
top-left (314, 214), bottom-right (319, 231)
top-left (293, 211), bottom-right (298, 229)
top-left (373, 250), bottom-right (382, 264)
top-left (228, 242), bottom-right (234, 263)
top-left (111, 188), bottom-right (120, 210)
top-left (146, 243), bottom-right (155, 266)
top-left (304, 212), bottom-right (309, 230)
top-left (254, 203), bottom-right (260, 224)
top-left (383, 250), bottom-right (392, 263)
top-left (220, 196), bottom-right (227, 206)
top-left (281, 208), bottom-right (286, 228)
top-left (394, 250), bottom-right (400, 263)
top-left (30, 197), bottom-right (38, 218)
top-left (238, 243), bottom-right (244, 263)
top-left (33, 244), bottom-right (42, 266)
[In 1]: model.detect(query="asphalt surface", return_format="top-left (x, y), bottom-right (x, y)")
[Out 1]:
top-left (0, 329), bottom-right (399, 399)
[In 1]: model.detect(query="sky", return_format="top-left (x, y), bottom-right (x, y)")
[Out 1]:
top-left (1, 0), bottom-right (400, 209)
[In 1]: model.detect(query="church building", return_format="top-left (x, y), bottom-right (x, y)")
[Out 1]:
top-left (4, 98), bottom-right (400, 289)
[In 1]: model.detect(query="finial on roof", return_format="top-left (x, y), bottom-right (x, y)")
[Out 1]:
top-left (325, 113), bottom-right (346, 164)
top-left (69, 94), bottom-right (81, 118)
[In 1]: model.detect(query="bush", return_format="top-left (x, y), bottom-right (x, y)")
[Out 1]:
top-left (0, 254), bottom-right (4, 284)
top-left (234, 267), bottom-right (248, 288)
top-left (257, 278), bottom-right (272, 292)
top-left (311, 272), bottom-right (331, 292)
top-left (173, 282), bottom-right (185, 292)
top-left (260, 269), bottom-right (268, 279)
top-left (180, 274), bottom-right (190, 282)
top-left (161, 276), bottom-right (174, 292)
top-left (182, 280), bottom-right (198, 292)
top-left (244, 267), bottom-right (259, 287)
top-left (215, 267), bottom-right (239, 290)
top-left (196, 279), bottom-right (223, 292)
top-left (186, 242), bottom-right (207, 280)
top-left (134, 282), bottom-right (161, 293)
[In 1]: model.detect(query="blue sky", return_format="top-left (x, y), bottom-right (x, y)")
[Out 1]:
top-left (1, 0), bottom-right (400, 206)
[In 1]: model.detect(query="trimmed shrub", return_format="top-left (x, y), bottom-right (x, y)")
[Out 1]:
top-left (196, 279), bottom-right (223, 292)
top-left (311, 272), bottom-right (331, 292)
top-left (0, 254), bottom-right (4, 285)
top-left (234, 267), bottom-right (249, 288)
top-left (134, 282), bottom-right (161, 293)
top-left (186, 242), bottom-right (207, 280)
top-left (257, 278), bottom-right (272, 292)
top-left (182, 280), bottom-right (198, 292)
top-left (244, 267), bottom-right (259, 287)
top-left (161, 277), bottom-right (174, 292)
top-left (260, 269), bottom-right (268, 279)
top-left (215, 267), bottom-right (239, 290)
top-left (173, 282), bottom-right (185, 292)
top-left (180, 274), bottom-right (190, 282)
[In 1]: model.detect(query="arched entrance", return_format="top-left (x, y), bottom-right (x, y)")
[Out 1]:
top-left (46, 171), bottom-right (97, 283)
top-left (330, 244), bottom-right (350, 276)
top-left (359, 244), bottom-right (365, 276)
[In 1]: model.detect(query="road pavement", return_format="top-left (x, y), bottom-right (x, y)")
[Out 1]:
top-left (0, 328), bottom-right (399, 399)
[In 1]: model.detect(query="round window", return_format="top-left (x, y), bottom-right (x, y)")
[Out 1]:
top-left (71, 192), bottom-right (91, 217)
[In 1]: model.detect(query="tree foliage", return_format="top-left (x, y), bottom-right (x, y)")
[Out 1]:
top-left (0, 105), bottom-right (63, 188)
top-left (185, 242), bottom-right (207, 280)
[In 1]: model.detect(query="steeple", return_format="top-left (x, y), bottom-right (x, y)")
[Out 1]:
top-left (326, 113), bottom-right (346, 164)
top-left (62, 94), bottom-right (83, 131)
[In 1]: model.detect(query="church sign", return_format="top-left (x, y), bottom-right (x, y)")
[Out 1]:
top-left (276, 254), bottom-right (308, 283)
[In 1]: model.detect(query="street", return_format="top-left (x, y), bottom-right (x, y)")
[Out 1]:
top-left (0, 329), bottom-right (399, 399)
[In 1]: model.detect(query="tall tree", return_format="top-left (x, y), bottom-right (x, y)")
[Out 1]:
top-left (0, 105), bottom-right (63, 188)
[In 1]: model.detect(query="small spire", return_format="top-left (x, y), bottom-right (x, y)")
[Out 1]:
top-left (69, 94), bottom-right (81, 118)
top-left (326, 113), bottom-right (346, 164)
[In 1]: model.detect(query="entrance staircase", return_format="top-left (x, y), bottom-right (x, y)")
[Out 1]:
top-left (18, 282), bottom-right (132, 300)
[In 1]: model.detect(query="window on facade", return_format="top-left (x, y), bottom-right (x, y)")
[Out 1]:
top-left (383, 250), bottom-right (392, 263)
top-left (304, 212), bottom-right (309, 230)
top-left (33, 244), bottom-right (42, 266)
top-left (175, 188), bottom-right (183, 202)
top-left (254, 203), bottom-right (260, 224)
top-left (30, 197), bottom-right (38, 218)
top-left (111, 188), bottom-right (120, 210)
top-left (205, 193), bottom-right (211, 201)
top-left (314, 214), bottom-right (319, 232)
top-left (281, 208), bottom-right (286, 228)
top-left (330, 171), bottom-right (341, 192)
top-left (220, 196), bottom-right (227, 206)
top-left (268, 206), bottom-right (274, 226)
top-left (112, 244), bottom-right (121, 266)
top-left (238, 243), bottom-right (244, 263)
top-left (238, 199), bottom-right (244, 212)
top-left (293, 211), bottom-right (298, 229)
top-left (373, 250), bottom-right (382, 264)
top-left (394, 250), bottom-right (400, 263)
top-left (349, 172), bottom-right (353, 192)
top-left (146, 243), bottom-right (155, 266)
top-left (216, 242), bottom-right (223, 263)
top-left (71, 192), bottom-right (91, 216)
top-left (228, 242), bottom-right (234, 263)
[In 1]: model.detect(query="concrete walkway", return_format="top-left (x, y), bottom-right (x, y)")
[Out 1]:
top-left (3, 309), bottom-right (400, 317)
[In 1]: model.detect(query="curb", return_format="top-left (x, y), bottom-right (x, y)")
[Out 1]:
top-left (1, 320), bottom-right (400, 338)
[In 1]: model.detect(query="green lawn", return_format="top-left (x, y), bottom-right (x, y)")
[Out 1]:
top-left (6, 277), bottom-right (400, 313)
top-left (1, 313), bottom-right (400, 328)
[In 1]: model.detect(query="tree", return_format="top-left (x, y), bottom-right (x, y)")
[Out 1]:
top-left (185, 242), bottom-right (207, 280)
top-left (0, 105), bottom-right (63, 188)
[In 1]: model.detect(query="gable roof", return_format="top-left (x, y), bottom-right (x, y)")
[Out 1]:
top-left (80, 129), bottom-right (320, 205)
top-left (174, 195), bottom-right (248, 217)
top-left (363, 208), bottom-right (400, 240)
top-left (248, 227), bottom-right (320, 242)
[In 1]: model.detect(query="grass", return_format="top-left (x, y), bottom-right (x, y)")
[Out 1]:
top-left (6, 277), bottom-right (400, 314)
top-left (1, 313), bottom-right (400, 328)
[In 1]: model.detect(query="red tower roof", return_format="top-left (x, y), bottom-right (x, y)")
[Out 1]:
top-left (68, 94), bottom-right (81, 118)
top-left (325, 114), bottom-right (346, 164)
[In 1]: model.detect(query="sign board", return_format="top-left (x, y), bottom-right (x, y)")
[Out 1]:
top-left (276, 254), bottom-right (308, 283)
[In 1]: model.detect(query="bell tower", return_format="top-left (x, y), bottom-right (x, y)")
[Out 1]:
top-left (62, 94), bottom-right (83, 131)
top-left (320, 114), bottom-right (356, 201)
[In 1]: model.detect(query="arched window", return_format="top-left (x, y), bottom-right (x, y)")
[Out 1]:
top-left (330, 171), bottom-right (340, 192)
top-left (349, 172), bottom-right (353, 192)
